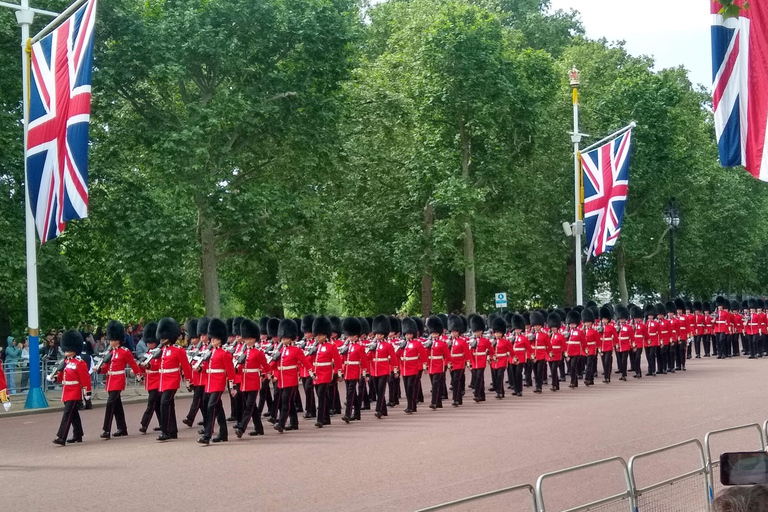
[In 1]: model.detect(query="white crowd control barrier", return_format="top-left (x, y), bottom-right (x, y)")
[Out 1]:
top-left (413, 484), bottom-right (537, 512)
top-left (704, 423), bottom-right (766, 503)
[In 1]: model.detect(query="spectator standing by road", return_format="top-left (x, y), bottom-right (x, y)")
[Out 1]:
top-left (19, 339), bottom-right (30, 392)
top-left (5, 338), bottom-right (20, 395)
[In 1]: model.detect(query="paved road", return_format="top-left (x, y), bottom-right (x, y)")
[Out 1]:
top-left (2, 356), bottom-right (766, 512)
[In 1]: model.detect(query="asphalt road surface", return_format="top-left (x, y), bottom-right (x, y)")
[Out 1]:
top-left (2, 355), bottom-right (767, 512)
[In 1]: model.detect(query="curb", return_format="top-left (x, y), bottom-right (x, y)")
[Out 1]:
top-left (0, 390), bottom-right (194, 418)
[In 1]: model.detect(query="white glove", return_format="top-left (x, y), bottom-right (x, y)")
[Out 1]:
top-left (3, 402), bottom-right (10, 411)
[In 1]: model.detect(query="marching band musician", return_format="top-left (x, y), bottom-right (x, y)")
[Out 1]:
top-left (447, 317), bottom-right (471, 406)
top-left (598, 307), bottom-right (616, 383)
top-left (183, 317), bottom-right (207, 429)
top-left (198, 319), bottom-right (236, 444)
top-left (510, 314), bottom-right (531, 396)
top-left (156, 317), bottom-right (194, 441)
top-left (489, 317), bottom-right (511, 399)
top-left (99, 320), bottom-right (142, 440)
top-left (138, 322), bottom-right (161, 434)
top-left (546, 313), bottom-right (564, 392)
top-left (52, 331), bottom-right (92, 446)
top-left (426, 316), bottom-right (452, 408)
top-left (310, 316), bottom-right (343, 428)
top-left (340, 316), bottom-right (368, 423)
top-left (234, 319), bottom-right (270, 438)
top-left (368, 315), bottom-right (399, 419)
top-left (564, 310), bottom-right (584, 388)
top-left (397, 317), bottom-right (428, 414)
top-left (270, 318), bottom-right (312, 433)
top-left (468, 315), bottom-right (494, 402)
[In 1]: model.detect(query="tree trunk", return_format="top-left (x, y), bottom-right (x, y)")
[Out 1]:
top-left (421, 202), bottom-right (434, 318)
top-left (198, 204), bottom-right (222, 317)
top-left (617, 245), bottom-right (628, 305)
top-left (564, 247), bottom-right (575, 307)
top-left (458, 112), bottom-right (476, 314)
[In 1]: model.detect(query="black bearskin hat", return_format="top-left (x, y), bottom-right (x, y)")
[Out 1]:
top-left (60, 330), bottom-right (83, 353)
top-left (186, 318), bottom-right (198, 340)
top-left (616, 305), bottom-right (630, 321)
top-left (198, 317), bottom-right (211, 338)
top-left (665, 301), bottom-right (676, 315)
top-left (413, 317), bottom-right (424, 337)
top-left (257, 317), bottom-right (268, 335)
top-left (207, 319), bottom-right (228, 343)
top-left (491, 317), bottom-right (507, 334)
top-left (722, 300), bottom-right (731, 311)
top-left (585, 300), bottom-right (597, 308)
top-left (106, 320), bottom-right (125, 342)
top-left (702, 301), bottom-right (711, 313)
top-left (555, 308), bottom-right (566, 322)
top-left (685, 301), bottom-right (693, 312)
top-left (546, 312), bottom-right (561, 330)
top-left (358, 317), bottom-right (370, 335)
top-left (566, 310), bottom-right (581, 326)
top-left (388, 316), bottom-right (401, 334)
top-left (426, 316), bottom-right (444, 335)
top-left (630, 306), bottom-right (643, 320)
top-left (674, 298), bottom-right (685, 311)
top-left (143, 322), bottom-right (159, 345)
top-left (372, 315), bottom-right (390, 336)
top-left (342, 317), bottom-right (362, 337)
top-left (656, 303), bottom-right (667, 316)
top-left (233, 316), bottom-right (245, 337)
top-left (599, 306), bottom-right (613, 321)
top-left (644, 304), bottom-right (656, 317)
top-left (437, 314), bottom-right (449, 330)
top-left (469, 315), bottom-right (486, 332)
top-left (277, 318), bottom-right (298, 340)
top-left (225, 318), bottom-right (234, 338)
top-left (759, 299), bottom-right (766, 310)
top-left (267, 318), bottom-right (280, 338)
top-left (312, 316), bottom-right (333, 338)
top-left (522, 311), bottom-right (531, 326)
top-left (511, 314), bottom-right (526, 331)
top-left (402, 317), bottom-right (419, 336)
top-left (447, 314), bottom-right (463, 333)
top-left (530, 311), bottom-right (545, 327)
top-left (581, 308), bottom-right (595, 323)
top-left (459, 315), bottom-right (468, 333)
top-left (330, 316), bottom-right (342, 336)
top-left (693, 301), bottom-right (702, 311)
top-left (157, 317), bottom-right (180, 342)
top-left (730, 300), bottom-right (739, 311)
top-left (716, 296), bottom-right (726, 307)
top-left (241, 319), bottom-right (260, 339)
top-left (301, 315), bottom-right (315, 333)
top-left (743, 300), bottom-right (750, 309)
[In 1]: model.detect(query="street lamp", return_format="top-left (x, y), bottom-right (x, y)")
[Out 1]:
top-left (663, 198), bottom-right (681, 297)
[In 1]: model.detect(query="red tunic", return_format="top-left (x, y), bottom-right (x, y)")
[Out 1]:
top-left (599, 324), bottom-right (617, 352)
top-left (427, 339), bottom-right (451, 374)
top-left (584, 328), bottom-right (599, 356)
top-left (313, 341), bottom-right (343, 384)
top-left (342, 342), bottom-right (369, 380)
top-left (645, 320), bottom-right (659, 347)
top-left (714, 309), bottom-right (730, 334)
top-left (270, 345), bottom-right (312, 388)
top-left (144, 357), bottom-right (161, 391)
top-left (204, 347), bottom-right (236, 393)
top-left (238, 346), bottom-right (270, 392)
top-left (58, 357), bottom-right (92, 402)
top-left (398, 340), bottom-right (428, 376)
top-left (469, 337), bottom-right (495, 369)
top-left (548, 331), bottom-right (564, 362)
top-left (369, 341), bottom-right (399, 377)
top-left (159, 345), bottom-right (194, 392)
top-left (565, 328), bottom-right (584, 357)
top-left (617, 323), bottom-right (633, 352)
top-left (632, 322), bottom-right (646, 349)
top-left (101, 347), bottom-right (141, 392)
top-left (511, 334), bottom-right (532, 363)
top-left (532, 332), bottom-right (550, 361)
top-left (449, 337), bottom-right (471, 368)
top-left (491, 337), bottom-right (513, 369)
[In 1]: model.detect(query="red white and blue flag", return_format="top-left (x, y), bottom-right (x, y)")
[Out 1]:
top-left (711, 0), bottom-right (768, 180)
top-left (26, 0), bottom-right (97, 243)
top-left (581, 129), bottom-right (633, 261)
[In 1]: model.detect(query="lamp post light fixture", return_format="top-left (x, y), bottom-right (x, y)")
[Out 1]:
top-left (663, 198), bottom-right (681, 297)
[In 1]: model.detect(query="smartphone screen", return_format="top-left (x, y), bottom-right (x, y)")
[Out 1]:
top-left (720, 451), bottom-right (768, 485)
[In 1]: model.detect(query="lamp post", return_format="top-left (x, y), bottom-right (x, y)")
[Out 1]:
top-left (663, 198), bottom-right (681, 297)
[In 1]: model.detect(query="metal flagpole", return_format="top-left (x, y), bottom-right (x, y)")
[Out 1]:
top-left (1, 0), bottom-right (58, 408)
top-left (569, 68), bottom-right (584, 306)
top-left (582, 121), bottom-right (637, 153)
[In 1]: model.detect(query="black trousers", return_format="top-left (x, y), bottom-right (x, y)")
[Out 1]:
top-left (524, 361), bottom-right (533, 386)
top-left (368, 375), bottom-right (377, 402)
top-left (491, 368), bottom-right (505, 397)
top-left (703, 334), bottom-right (712, 356)
top-left (388, 373), bottom-right (400, 404)
top-left (732, 334), bottom-right (741, 356)
top-left (374, 375), bottom-right (389, 416)
top-left (331, 376), bottom-right (342, 414)
top-left (511, 363), bottom-right (524, 393)
top-left (344, 379), bottom-right (361, 419)
top-left (584, 355), bottom-right (596, 384)
top-left (717, 333), bottom-right (728, 358)
top-left (103, 390), bottom-right (127, 432)
top-left (750, 334), bottom-right (761, 358)
top-left (159, 389), bottom-right (178, 435)
top-left (450, 369), bottom-right (465, 404)
top-left (645, 346), bottom-right (657, 375)
top-left (440, 372), bottom-right (448, 399)
top-left (430, 372), bottom-right (445, 406)
top-left (186, 385), bottom-right (206, 424)
top-left (57, 400), bottom-right (83, 440)
top-left (658, 345), bottom-right (668, 372)
top-left (203, 391), bottom-right (227, 439)
top-left (316, 382), bottom-right (330, 424)
top-left (258, 380), bottom-right (273, 416)
top-left (302, 377), bottom-right (316, 416)
top-left (617, 351), bottom-right (628, 377)
top-left (506, 363), bottom-right (515, 390)
top-left (140, 388), bottom-right (161, 429)
top-left (359, 375), bottom-right (370, 408)
top-left (548, 362), bottom-right (560, 390)
top-left (569, 356), bottom-right (581, 387)
top-left (694, 335), bottom-right (702, 357)
top-left (600, 352), bottom-right (613, 381)
top-left (230, 384), bottom-right (243, 421)
top-left (237, 390), bottom-right (263, 434)
top-left (472, 368), bottom-right (485, 400)
top-left (277, 386), bottom-right (299, 428)
top-left (404, 374), bottom-right (420, 411)
top-left (534, 360), bottom-right (546, 390)
top-left (677, 342), bottom-right (686, 368)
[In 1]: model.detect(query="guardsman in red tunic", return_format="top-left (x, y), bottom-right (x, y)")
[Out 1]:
top-left (745, 299), bottom-right (757, 358)
top-left (714, 296), bottom-right (729, 358)
top-left (340, 316), bottom-right (368, 423)
top-left (509, 314), bottom-right (531, 395)
top-left (615, 306), bottom-right (632, 381)
top-left (629, 306), bottom-right (645, 378)
top-left (654, 303), bottom-right (668, 373)
top-left (581, 309), bottom-right (599, 385)
top-left (397, 317), bottom-right (428, 414)
top-left (269, 319), bottom-right (312, 433)
top-left (597, 307), bottom-right (616, 383)
top-left (490, 317), bottom-right (511, 399)
top-left (183, 317), bottom-right (206, 429)
top-left (228, 316), bottom-right (246, 424)
top-left (447, 317), bottom-right (471, 406)
top-left (693, 301), bottom-right (705, 358)
top-left (468, 315), bottom-right (494, 402)
top-left (530, 312), bottom-right (549, 393)
top-left (703, 302), bottom-right (714, 357)
top-left (310, 316), bottom-right (343, 428)
top-left (234, 319), bottom-right (270, 438)
top-left (673, 298), bottom-right (687, 370)
top-left (547, 313), bottom-right (564, 392)
top-left (644, 305), bottom-right (659, 376)
top-left (756, 300), bottom-right (767, 357)
top-left (564, 310), bottom-right (583, 388)
top-left (198, 319), bottom-right (236, 444)
top-left (368, 315), bottom-right (400, 419)
top-left (426, 316), bottom-right (452, 408)
top-left (52, 331), bottom-right (92, 445)
top-left (98, 321), bottom-right (141, 439)
top-left (731, 299), bottom-right (743, 357)
top-left (138, 323), bottom-right (161, 434)
top-left (298, 315), bottom-right (316, 419)
top-left (155, 318), bottom-right (194, 441)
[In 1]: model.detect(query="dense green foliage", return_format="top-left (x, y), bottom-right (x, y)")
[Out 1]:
top-left (0, 0), bottom-right (765, 334)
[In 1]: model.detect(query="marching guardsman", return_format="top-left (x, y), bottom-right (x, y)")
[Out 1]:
top-left (523, 312), bottom-right (535, 387)
top-left (714, 296), bottom-right (729, 358)
top-left (427, 316), bottom-right (452, 409)
top-left (138, 322), bottom-right (161, 434)
top-left (228, 316), bottom-right (245, 423)
top-left (757, 300), bottom-right (766, 357)
top-left (447, 317), bottom-right (471, 406)
top-left (184, 317), bottom-right (207, 429)
top-left (673, 298), bottom-right (687, 370)
top-left (52, 331), bottom-right (92, 445)
top-left (358, 317), bottom-right (373, 409)
top-left (693, 301), bottom-right (705, 358)
top-left (99, 320), bottom-right (142, 439)
top-left (299, 315), bottom-right (316, 419)
top-left (663, 301), bottom-right (677, 372)
top-left (615, 306), bottom-right (632, 381)
top-left (655, 303), bottom-right (668, 373)
top-left (629, 306), bottom-right (645, 378)
top-left (396, 317), bottom-right (428, 414)
top-left (530, 312), bottom-right (549, 393)
top-left (546, 313), bottom-right (564, 392)
top-left (730, 300), bottom-right (743, 357)
top-left (581, 309), bottom-right (598, 386)
top-left (340, 316), bottom-right (368, 423)
top-left (468, 315), bottom-right (494, 402)
top-left (746, 299), bottom-right (759, 359)
top-left (270, 319), bottom-right (312, 433)
top-left (387, 316), bottom-right (403, 408)
top-left (155, 317), bottom-right (193, 441)
top-left (509, 314), bottom-right (531, 395)
top-left (643, 305), bottom-right (658, 376)
top-left (597, 307), bottom-right (616, 383)
top-left (564, 310), bottom-right (584, 388)
top-left (198, 319), bottom-right (236, 445)
top-left (684, 301), bottom-right (695, 361)
top-left (311, 316), bottom-right (343, 427)
top-left (234, 319), bottom-right (270, 438)
top-left (329, 316), bottom-right (343, 415)
top-left (368, 315), bottom-right (399, 419)
top-left (264, 318), bottom-right (282, 424)
top-left (489, 316), bottom-right (511, 399)
top-left (703, 302), bottom-right (714, 357)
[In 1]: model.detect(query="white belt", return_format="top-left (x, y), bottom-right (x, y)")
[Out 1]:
top-left (587, 342), bottom-right (596, 345)
top-left (278, 365), bottom-right (296, 371)
top-left (715, 321), bottom-right (727, 324)
top-left (145, 370), bottom-right (159, 374)
top-left (428, 356), bottom-right (444, 360)
top-left (402, 356), bottom-right (419, 361)
top-left (314, 362), bottom-right (333, 367)
top-left (472, 352), bottom-right (487, 356)
top-left (566, 341), bottom-right (581, 345)
top-left (159, 368), bottom-right (179, 373)
top-left (242, 369), bottom-right (261, 373)
top-left (372, 358), bottom-right (388, 362)
top-left (496, 353), bottom-right (509, 358)
top-left (207, 369), bottom-right (225, 374)
top-left (107, 371), bottom-right (124, 376)
top-left (62, 380), bottom-right (79, 385)
top-left (345, 361), bottom-right (360, 365)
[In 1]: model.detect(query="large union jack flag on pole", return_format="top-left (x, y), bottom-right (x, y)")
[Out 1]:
top-left (711, 0), bottom-right (768, 180)
top-left (26, 0), bottom-right (97, 243)
top-left (581, 129), bottom-right (633, 261)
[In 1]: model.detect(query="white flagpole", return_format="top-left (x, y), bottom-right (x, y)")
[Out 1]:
top-left (570, 68), bottom-right (584, 306)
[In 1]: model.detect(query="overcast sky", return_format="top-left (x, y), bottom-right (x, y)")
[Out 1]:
top-left (549, 0), bottom-right (712, 88)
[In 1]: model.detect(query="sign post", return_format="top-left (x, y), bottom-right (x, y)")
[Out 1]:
top-left (495, 293), bottom-right (507, 313)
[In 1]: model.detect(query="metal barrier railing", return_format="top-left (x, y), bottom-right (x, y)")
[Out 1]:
top-left (413, 483), bottom-right (536, 512)
top-left (703, 423), bottom-right (765, 504)
top-left (536, 456), bottom-right (633, 512)
top-left (628, 439), bottom-right (710, 512)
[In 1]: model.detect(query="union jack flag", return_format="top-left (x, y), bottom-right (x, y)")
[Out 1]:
top-left (26, 0), bottom-right (97, 243)
top-left (581, 129), bottom-right (633, 261)
top-left (711, 0), bottom-right (768, 180)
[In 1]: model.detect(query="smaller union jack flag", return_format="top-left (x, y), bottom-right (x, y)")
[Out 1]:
top-left (581, 129), bottom-right (633, 261)
top-left (26, 0), bottom-right (97, 243)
